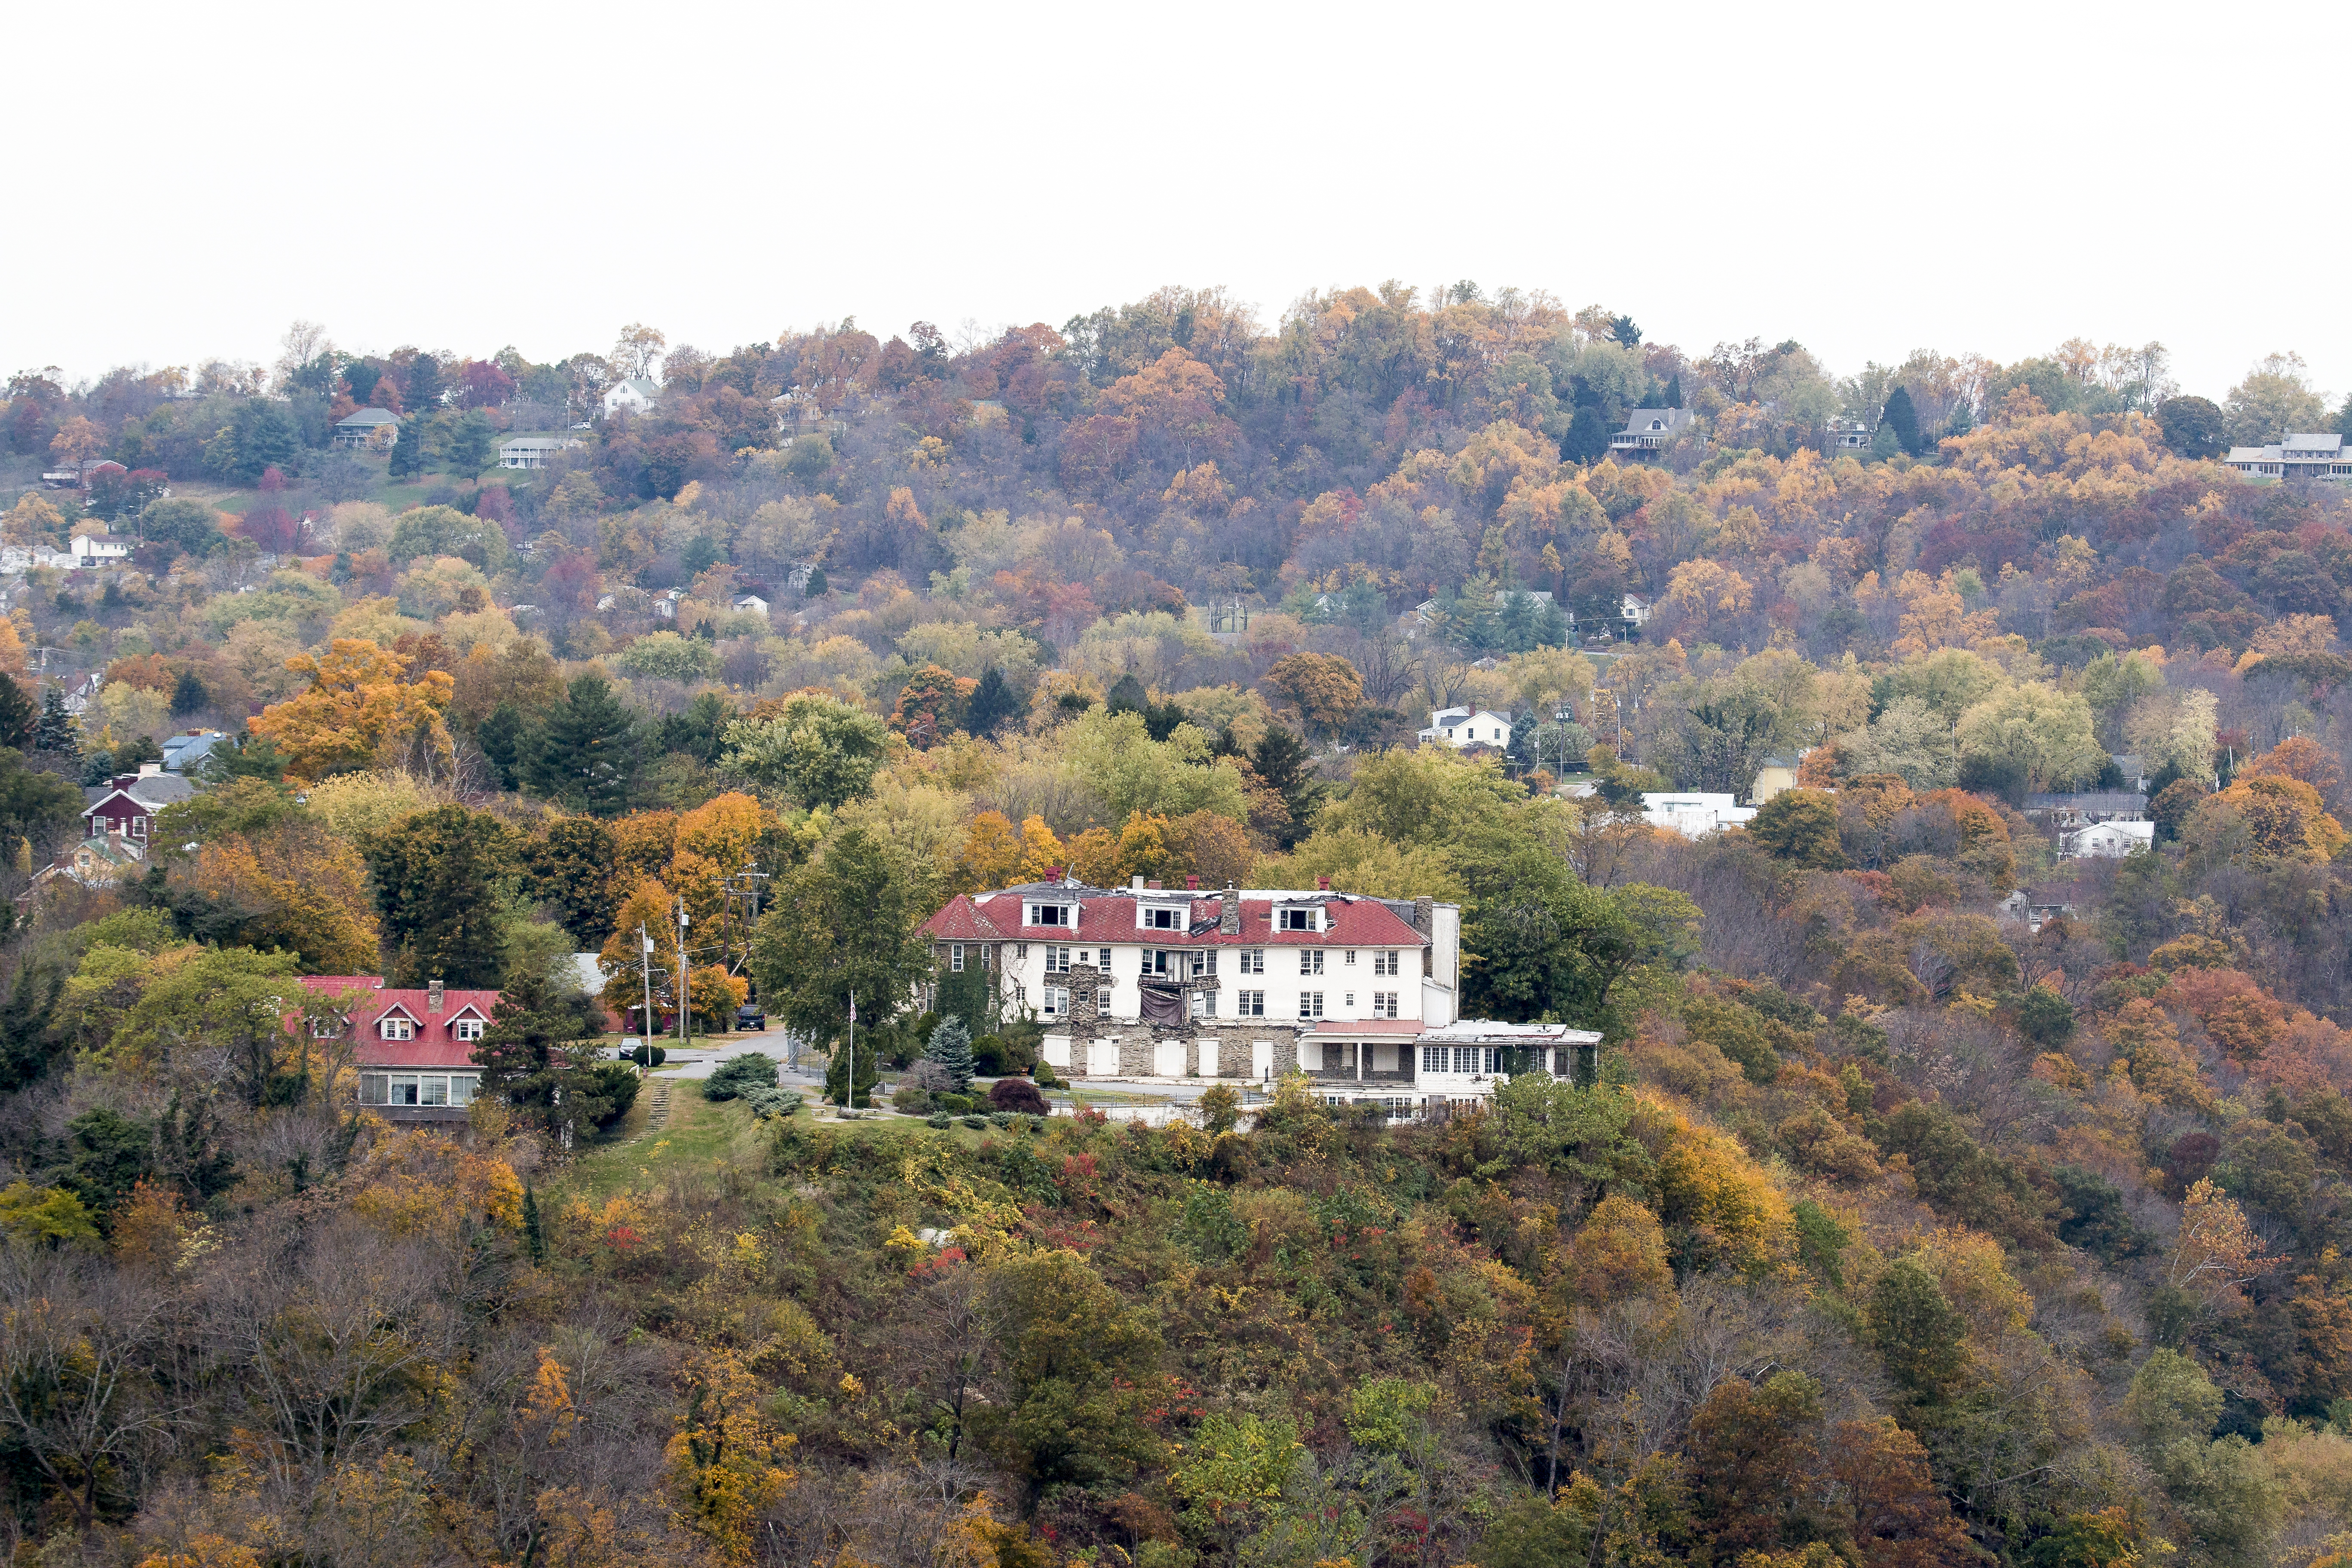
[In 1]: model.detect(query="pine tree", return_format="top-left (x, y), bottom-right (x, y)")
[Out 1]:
top-left (1661, 374), bottom-right (1683, 409)
top-left (31, 689), bottom-right (77, 757)
top-left (0, 675), bottom-right (34, 751)
top-left (526, 673), bottom-right (637, 815)
top-left (478, 700), bottom-right (530, 790)
top-left (387, 424), bottom-right (423, 478)
top-left (802, 566), bottom-right (828, 597)
top-left (926, 1014), bottom-right (975, 1093)
top-left (1881, 385), bottom-right (1924, 457)
top-left (522, 1184), bottom-right (546, 1264)
top-left (168, 669), bottom-right (208, 718)
top-left (473, 969), bottom-right (618, 1133)
top-left (965, 667), bottom-right (1021, 737)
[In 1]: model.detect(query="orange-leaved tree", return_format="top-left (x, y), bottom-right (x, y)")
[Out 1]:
top-left (250, 639), bottom-right (454, 782)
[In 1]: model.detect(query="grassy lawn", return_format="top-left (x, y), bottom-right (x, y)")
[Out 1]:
top-left (555, 1079), bottom-right (767, 1205)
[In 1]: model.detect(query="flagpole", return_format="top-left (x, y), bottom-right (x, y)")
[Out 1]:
top-left (846, 989), bottom-right (857, 1109)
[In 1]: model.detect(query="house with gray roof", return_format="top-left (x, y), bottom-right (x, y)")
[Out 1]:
top-left (2224, 432), bottom-right (2351, 482)
top-left (1609, 407), bottom-right (1700, 460)
top-left (333, 408), bottom-right (401, 449)
top-left (602, 379), bottom-right (662, 419)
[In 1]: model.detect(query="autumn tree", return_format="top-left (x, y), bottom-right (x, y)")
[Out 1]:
top-left (722, 692), bottom-right (891, 808)
top-left (249, 639), bottom-right (455, 783)
top-left (1262, 652), bottom-right (1364, 736)
top-left (1746, 788), bottom-right (1845, 868)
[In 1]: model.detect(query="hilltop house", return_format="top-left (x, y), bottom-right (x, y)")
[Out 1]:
top-left (2064, 819), bottom-right (2154, 859)
top-left (82, 765), bottom-right (194, 843)
top-left (1622, 593), bottom-right (1652, 629)
top-left (2224, 432), bottom-right (2351, 483)
top-left (68, 530), bottom-right (133, 567)
top-left (1609, 407), bottom-right (1699, 460)
top-left (603, 379), bottom-right (662, 419)
top-left (300, 976), bottom-right (499, 1122)
top-left (161, 730), bottom-right (227, 773)
top-left (499, 435), bottom-right (584, 469)
top-left (1749, 754), bottom-right (1803, 805)
top-left (16, 830), bottom-right (144, 903)
top-left (332, 409), bottom-right (400, 449)
top-left (1419, 707), bottom-right (1513, 750)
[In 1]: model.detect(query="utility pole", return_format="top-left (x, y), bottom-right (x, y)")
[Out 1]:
top-left (675, 897), bottom-right (692, 1054)
top-left (636, 922), bottom-right (655, 1076)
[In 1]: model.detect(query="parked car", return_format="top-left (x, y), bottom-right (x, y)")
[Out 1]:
top-left (735, 1004), bottom-right (767, 1032)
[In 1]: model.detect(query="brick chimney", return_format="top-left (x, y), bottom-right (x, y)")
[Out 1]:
top-left (1044, 864), bottom-right (1063, 882)
top-left (1414, 896), bottom-right (1433, 936)
top-left (1147, 879), bottom-right (1163, 891)
top-left (428, 979), bottom-right (444, 1013)
top-left (1219, 883), bottom-right (1240, 934)
top-left (1184, 874), bottom-right (1199, 891)
top-left (1316, 875), bottom-right (1331, 891)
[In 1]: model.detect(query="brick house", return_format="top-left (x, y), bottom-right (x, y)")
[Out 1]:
top-left (300, 976), bottom-right (500, 1123)
top-left (82, 765), bottom-right (195, 845)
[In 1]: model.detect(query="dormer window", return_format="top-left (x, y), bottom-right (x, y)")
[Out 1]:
top-left (1139, 904), bottom-right (1183, 931)
top-left (1277, 907), bottom-right (1318, 932)
top-left (380, 1016), bottom-right (415, 1041)
top-left (1024, 901), bottom-right (1075, 928)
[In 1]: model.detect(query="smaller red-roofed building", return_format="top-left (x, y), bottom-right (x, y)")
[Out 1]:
top-left (300, 976), bottom-right (500, 1122)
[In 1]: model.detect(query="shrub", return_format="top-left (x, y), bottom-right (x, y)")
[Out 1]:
top-left (989, 1078), bottom-right (1050, 1115)
top-left (927, 1114), bottom-right (953, 1130)
top-left (743, 1086), bottom-right (801, 1120)
top-left (961, 1116), bottom-right (986, 1130)
top-left (630, 1043), bottom-right (667, 1069)
top-left (1034, 1062), bottom-right (1060, 1088)
top-left (974, 1034), bottom-right (1009, 1076)
top-left (891, 1086), bottom-right (931, 1114)
top-left (706, 1051), bottom-right (781, 1102)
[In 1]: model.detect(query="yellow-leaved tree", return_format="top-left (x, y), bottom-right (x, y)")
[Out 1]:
top-left (250, 639), bottom-right (455, 782)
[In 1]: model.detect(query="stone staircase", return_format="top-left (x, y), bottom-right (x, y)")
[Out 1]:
top-left (645, 1078), bottom-right (673, 1132)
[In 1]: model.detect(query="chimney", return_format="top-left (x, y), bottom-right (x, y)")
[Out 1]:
top-left (138, 763), bottom-right (162, 778)
top-left (1414, 896), bottom-right (1434, 936)
top-left (428, 979), bottom-right (444, 1013)
top-left (1146, 879), bottom-right (1163, 891)
top-left (1316, 875), bottom-right (1331, 891)
top-left (1044, 865), bottom-right (1062, 882)
top-left (1184, 874), bottom-right (1199, 891)
top-left (1219, 883), bottom-right (1240, 935)
top-left (1131, 874), bottom-right (1145, 892)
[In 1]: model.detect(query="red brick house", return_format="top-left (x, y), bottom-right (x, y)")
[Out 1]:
top-left (301, 976), bottom-right (501, 1123)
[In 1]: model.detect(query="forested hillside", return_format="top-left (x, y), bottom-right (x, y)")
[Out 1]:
top-left (3, 290), bottom-right (2352, 1565)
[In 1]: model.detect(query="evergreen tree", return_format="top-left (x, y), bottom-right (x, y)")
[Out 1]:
top-left (30, 689), bottom-right (77, 757)
top-left (1869, 422), bottom-right (1903, 463)
top-left (802, 566), bottom-right (828, 597)
top-left (965, 667), bottom-right (1022, 736)
top-left (521, 1184), bottom-right (546, 1264)
top-left (1249, 725), bottom-right (1323, 848)
top-left (386, 423), bottom-right (423, 478)
top-left (167, 669), bottom-right (208, 718)
top-left (925, 1014), bottom-right (975, 1093)
top-left (1563, 404), bottom-right (1611, 464)
top-left (1661, 374), bottom-right (1683, 409)
top-left (0, 675), bottom-right (34, 751)
top-left (527, 673), bottom-right (637, 815)
top-left (472, 969), bottom-right (617, 1133)
top-left (1881, 385), bottom-right (1924, 456)
top-left (195, 730), bottom-right (286, 785)
top-left (478, 700), bottom-right (530, 790)
top-left (359, 805), bottom-right (518, 986)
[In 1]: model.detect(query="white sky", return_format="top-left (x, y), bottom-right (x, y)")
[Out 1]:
top-left (7, 2), bottom-right (2345, 409)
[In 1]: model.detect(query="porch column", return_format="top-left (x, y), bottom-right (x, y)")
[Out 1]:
top-left (1354, 1042), bottom-right (1363, 1081)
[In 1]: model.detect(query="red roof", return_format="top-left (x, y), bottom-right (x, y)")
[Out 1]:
top-left (298, 977), bottom-right (501, 1069)
top-left (922, 891), bottom-right (1426, 948)
top-left (1309, 1019), bottom-right (1426, 1035)
top-left (926, 894), bottom-right (1010, 941)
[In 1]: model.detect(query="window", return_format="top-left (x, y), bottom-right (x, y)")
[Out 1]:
top-left (1145, 949), bottom-right (1172, 977)
top-left (1278, 907), bottom-right (1315, 931)
top-left (1044, 986), bottom-right (1070, 1017)
top-left (1298, 991), bottom-right (1324, 1019)
top-left (979, 946), bottom-right (990, 970)
top-left (1238, 990), bottom-right (1265, 1016)
top-left (1026, 902), bottom-right (1072, 927)
top-left (359, 1073), bottom-right (386, 1104)
top-left (453, 1018), bottom-right (484, 1041)
top-left (1097, 948), bottom-right (1112, 968)
top-left (380, 1016), bottom-right (415, 1041)
top-left (1045, 946), bottom-right (1072, 973)
top-left (1191, 991), bottom-right (1216, 1018)
top-left (1299, 949), bottom-right (1323, 976)
top-left (1016, 943), bottom-right (1028, 961)
top-left (1189, 950), bottom-right (1217, 978)
top-left (1141, 906), bottom-right (1181, 930)
top-left (130, 816), bottom-right (147, 838)
top-left (1373, 992), bottom-right (1400, 1018)
top-left (1343, 992), bottom-right (1354, 1008)
top-left (1240, 949), bottom-right (1265, 974)
top-left (950, 944), bottom-right (965, 973)
top-left (1344, 949), bottom-right (1357, 967)
top-left (1375, 950), bottom-right (1400, 976)
top-left (310, 1016), bottom-right (342, 1039)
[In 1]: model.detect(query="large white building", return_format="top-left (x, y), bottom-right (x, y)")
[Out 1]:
top-left (2224, 432), bottom-right (2352, 482)
top-left (1640, 791), bottom-right (1756, 839)
top-left (919, 876), bottom-right (1593, 1112)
